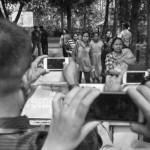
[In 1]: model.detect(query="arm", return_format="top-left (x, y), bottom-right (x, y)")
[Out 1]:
top-left (107, 69), bottom-right (120, 76)
top-left (72, 42), bottom-right (78, 62)
top-left (122, 49), bottom-right (136, 65)
top-left (122, 57), bottom-right (136, 65)
top-left (60, 35), bottom-right (63, 47)
top-left (89, 45), bottom-right (94, 68)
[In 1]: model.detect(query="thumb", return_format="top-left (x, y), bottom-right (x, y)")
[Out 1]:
top-left (79, 121), bottom-right (100, 142)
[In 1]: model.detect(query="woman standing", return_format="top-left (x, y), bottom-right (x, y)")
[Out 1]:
top-left (72, 31), bottom-right (94, 83)
top-left (60, 29), bottom-right (69, 57)
top-left (101, 38), bottom-right (113, 83)
top-left (66, 33), bottom-right (78, 57)
top-left (90, 32), bottom-right (104, 83)
top-left (105, 37), bottom-right (136, 76)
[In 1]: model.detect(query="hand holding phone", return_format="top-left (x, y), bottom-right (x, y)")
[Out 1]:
top-left (86, 92), bottom-right (143, 123)
top-left (43, 57), bottom-right (68, 70)
top-left (122, 71), bottom-right (149, 84)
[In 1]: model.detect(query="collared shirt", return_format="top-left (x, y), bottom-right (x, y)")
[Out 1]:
top-left (118, 29), bottom-right (132, 47)
top-left (0, 116), bottom-right (47, 150)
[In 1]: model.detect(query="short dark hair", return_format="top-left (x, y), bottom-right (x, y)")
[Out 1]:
top-left (0, 19), bottom-right (32, 95)
top-left (82, 31), bottom-right (90, 37)
top-left (39, 26), bottom-right (43, 29)
top-left (123, 23), bottom-right (129, 29)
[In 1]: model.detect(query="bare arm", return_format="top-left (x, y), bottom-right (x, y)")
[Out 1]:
top-left (123, 57), bottom-right (136, 65)
top-left (107, 69), bottom-right (120, 76)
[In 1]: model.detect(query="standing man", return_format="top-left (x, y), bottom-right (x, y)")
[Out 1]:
top-left (118, 23), bottom-right (132, 48)
top-left (39, 26), bottom-right (48, 55)
top-left (31, 26), bottom-right (41, 56)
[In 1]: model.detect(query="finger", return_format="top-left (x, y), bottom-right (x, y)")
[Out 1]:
top-left (79, 121), bottom-right (100, 143)
top-left (127, 88), bottom-right (150, 119)
top-left (70, 87), bottom-right (94, 111)
top-left (76, 90), bottom-right (100, 120)
top-left (118, 69), bottom-right (126, 83)
top-left (34, 55), bottom-right (48, 64)
top-left (68, 57), bottom-right (74, 62)
top-left (130, 123), bottom-right (150, 138)
top-left (137, 85), bottom-right (150, 103)
top-left (52, 93), bottom-right (65, 118)
top-left (63, 87), bottom-right (81, 105)
top-left (145, 81), bottom-right (150, 88)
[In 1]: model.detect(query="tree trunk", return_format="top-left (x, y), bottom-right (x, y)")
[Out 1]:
top-left (130, 0), bottom-right (140, 55)
top-left (14, 2), bottom-right (24, 23)
top-left (66, 4), bottom-right (71, 34)
top-left (102, 0), bottom-right (109, 38)
top-left (61, 11), bottom-right (64, 31)
top-left (83, 11), bottom-right (86, 30)
top-left (112, 0), bottom-right (117, 38)
top-left (145, 0), bottom-right (150, 69)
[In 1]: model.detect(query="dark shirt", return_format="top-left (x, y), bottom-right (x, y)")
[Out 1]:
top-left (0, 116), bottom-right (47, 150)
top-left (32, 30), bottom-right (41, 43)
top-left (101, 46), bottom-right (112, 73)
top-left (40, 29), bottom-right (48, 42)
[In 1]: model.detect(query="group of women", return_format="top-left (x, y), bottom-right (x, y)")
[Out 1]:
top-left (60, 29), bottom-right (136, 83)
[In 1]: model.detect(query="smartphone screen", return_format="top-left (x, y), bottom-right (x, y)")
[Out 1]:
top-left (86, 93), bottom-right (140, 122)
top-left (47, 59), bottom-right (65, 69)
top-left (127, 72), bottom-right (145, 83)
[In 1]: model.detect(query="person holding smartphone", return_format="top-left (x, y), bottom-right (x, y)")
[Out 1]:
top-left (72, 31), bottom-right (94, 83)
top-left (105, 37), bottom-right (136, 76)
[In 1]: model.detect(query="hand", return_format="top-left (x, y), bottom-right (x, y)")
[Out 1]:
top-left (127, 81), bottom-right (150, 138)
top-left (42, 87), bottom-right (100, 150)
top-left (63, 58), bottom-right (79, 85)
top-left (104, 70), bottom-right (126, 92)
top-left (30, 55), bottom-right (49, 83)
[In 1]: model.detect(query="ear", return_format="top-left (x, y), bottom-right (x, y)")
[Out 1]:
top-left (21, 68), bottom-right (32, 97)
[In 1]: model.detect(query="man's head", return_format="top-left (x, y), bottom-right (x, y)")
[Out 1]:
top-left (0, 19), bottom-right (32, 96)
top-left (39, 26), bottom-right (44, 31)
top-left (123, 23), bottom-right (129, 29)
top-left (34, 26), bottom-right (38, 30)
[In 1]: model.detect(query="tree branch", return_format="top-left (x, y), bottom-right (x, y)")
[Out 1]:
top-left (14, 1), bottom-right (25, 23)
top-left (1, 0), bottom-right (9, 19)
top-left (0, 7), bottom-right (5, 19)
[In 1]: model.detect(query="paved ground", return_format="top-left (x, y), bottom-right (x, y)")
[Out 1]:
top-left (33, 37), bottom-right (63, 57)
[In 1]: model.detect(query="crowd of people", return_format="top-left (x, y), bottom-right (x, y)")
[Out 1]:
top-left (60, 23), bottom-right (135, 83)
top-left (1, 19), bottom-right (150, 150)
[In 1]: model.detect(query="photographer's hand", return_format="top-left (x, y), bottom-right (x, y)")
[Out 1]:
top-left (104, 70), bottom-right (126, 92)
top-left (42, 87), bottom-right (100, 150)
top-left (127, 81), bottom-right (150, 138)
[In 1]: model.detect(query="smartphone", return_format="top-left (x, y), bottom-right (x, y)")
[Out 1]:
top-left (86, 92), bottom-right (143, 123)
top-left (43, 58), bottom-right (68, 70)
top-left (122, 71), bottom-right (149, 84)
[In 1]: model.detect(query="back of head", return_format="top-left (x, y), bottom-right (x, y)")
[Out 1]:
top-left (123, 23), bottom-right (129, 29)
top-left (0, 19), bottom-right (32, 95)
top-left (39, 26), bottom-right (43, 30)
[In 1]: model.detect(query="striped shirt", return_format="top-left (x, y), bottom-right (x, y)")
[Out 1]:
top-left (0, 116), bottom-right (47, 150)
top-left (66, 39), bottom-right (76, 53)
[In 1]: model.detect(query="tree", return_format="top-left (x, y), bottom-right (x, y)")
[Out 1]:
top-left (48, 0), bottom-right (96, 33)
top-left (145, 0), bottom-right (150, 68)
top-left (0, 0), bottom-right (31, 23)
top-left (101, 0), bottom-right (110, 37)
top-left (130, 0), bottom-right (141, 55)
